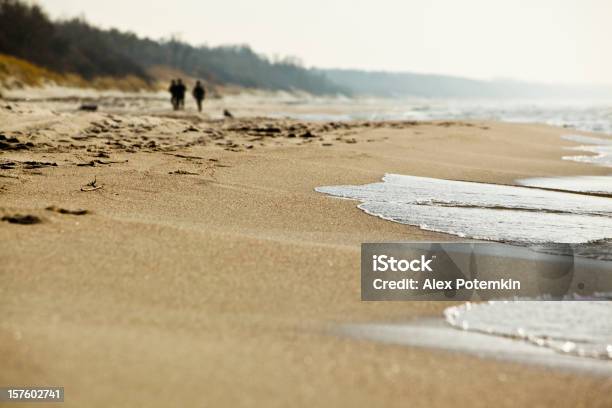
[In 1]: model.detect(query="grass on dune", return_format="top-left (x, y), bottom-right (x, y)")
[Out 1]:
top-left (0, 53), bottom-right (155, 92)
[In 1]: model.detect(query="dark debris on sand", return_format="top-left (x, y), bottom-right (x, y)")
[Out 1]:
top-left (46, 205), bottom-right (89, 215)
top-left (2, 112), bottom-right (423, 164)
top-left (75, 159), bottom-right (128, 167)
top-left (210, 118), bottom-right (421, 151)
top-left (169, 169), bottom-right (199, 175)
top-left (2, 214), bottom-right (42, 225)
top-left (0, 134), bottom-right (34, 151)
top-left (0, 160), bottom-right (57, 170)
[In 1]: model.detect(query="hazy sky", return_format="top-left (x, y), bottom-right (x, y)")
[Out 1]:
top-left (40, 0), bottom-right (612, 85)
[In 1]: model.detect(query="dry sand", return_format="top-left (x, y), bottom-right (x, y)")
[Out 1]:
top-left (1, 100), bottom-right (611, 407)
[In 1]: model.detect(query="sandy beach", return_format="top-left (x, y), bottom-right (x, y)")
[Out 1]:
top-left (1, 99), bottom-right (612, 407)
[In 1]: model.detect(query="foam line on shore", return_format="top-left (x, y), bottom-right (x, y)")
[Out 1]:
top-left (339, 319), bottom-right (612, 376)
top-left (316, 174), bottom-right (612, 244)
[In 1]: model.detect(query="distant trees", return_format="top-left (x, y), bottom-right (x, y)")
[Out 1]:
top-left (0, 0), bottom-right (148, 80)
top-left (0, 0), bottom-right (347, 94)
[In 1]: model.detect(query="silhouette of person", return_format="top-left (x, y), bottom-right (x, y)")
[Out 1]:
top-left (192, 80), bottom-right (206, 112)
top-left (168, 79), bottom-right (179, 110)
top-left (176, 79), bottom-right (186, 110)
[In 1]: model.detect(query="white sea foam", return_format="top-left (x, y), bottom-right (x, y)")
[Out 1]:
top-left (445, 300), bottom-right (612, 360)
top-left (318, 174), bottom-right (612, 365)
top-left (316, 174), bottom-right (612, 244)
top-left (561, 134), bottom-right (612, 168)
top-left (517, 175), bottom-right (612, 195)
top-left (518, 135), bottom-right (612, 194)
top-left (563, 134), bottom-right (612, 146)
top-left (340, 319), bottom-right (612, 373)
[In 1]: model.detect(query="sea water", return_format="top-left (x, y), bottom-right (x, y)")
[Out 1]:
top-left (445, 301), bottom-right (612, 360)
top-left (268, 97), bottom-right (612, 134)
top-left (317, 174), bottom-right (612, 363)
top-left (562, 134), bottom-right (612, 168)
top-left (316, 174), bottom-right (612, 244)
top-left (517, 134), bottom-right (612, 194)
top-left (518, 175), bottom-right (612, 195)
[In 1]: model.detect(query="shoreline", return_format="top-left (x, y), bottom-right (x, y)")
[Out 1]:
top-left (339, 319), bottom-right (612, 377)
top-left (1, 99), bottom-right (612, 407)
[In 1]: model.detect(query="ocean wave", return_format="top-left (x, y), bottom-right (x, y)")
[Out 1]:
top-left (445, 299), bottom-right (612, 360)
top-left (316, 174), bottom-right (612, 245)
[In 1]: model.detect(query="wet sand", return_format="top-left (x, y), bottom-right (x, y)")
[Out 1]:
top-left (1, 98), bottom-right (612, 407)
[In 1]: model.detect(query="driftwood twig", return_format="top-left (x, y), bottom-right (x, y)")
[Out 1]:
top-left (81, 176), bottom-right (103, 192)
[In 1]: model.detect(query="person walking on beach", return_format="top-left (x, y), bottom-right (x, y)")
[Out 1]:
top-left (192, 80), bottom-right (206, 112)
top-left (168, 79), bottom-right (179, 110)
top-left (176, 79), bottom-right (187, 110)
